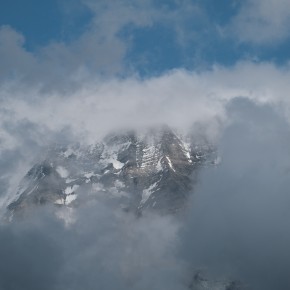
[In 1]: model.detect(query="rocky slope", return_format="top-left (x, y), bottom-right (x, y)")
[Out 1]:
top-left (7, 126), bottom-right (217, 217)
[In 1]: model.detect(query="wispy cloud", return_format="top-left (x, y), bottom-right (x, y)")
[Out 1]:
top-left (230, 0), bottom-right (290, 44)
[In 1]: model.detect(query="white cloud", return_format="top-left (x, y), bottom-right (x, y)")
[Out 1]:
top-left (0, 1), bottom-right (158, 85)
top-left (0, 26), bottom-right (36, 79)
top-left (0, 24), bottom-right (126, 86)
top-left (1, 61), bottom-right (290, 147)
top-left (1, 60), bottom-right (290, 204)
top-left (0, 1), bottom-right (206, 87)
top-left (230, 0), bottom-right (290, 44)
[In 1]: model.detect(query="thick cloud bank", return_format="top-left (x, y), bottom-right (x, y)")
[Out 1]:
top-left (0, 205), bottom-right (185, 290)
top-left (181, 99), bottom-right (290, 289)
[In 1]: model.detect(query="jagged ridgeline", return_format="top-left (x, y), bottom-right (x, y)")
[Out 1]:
top-left (7, 126), bottom-right (218, 217)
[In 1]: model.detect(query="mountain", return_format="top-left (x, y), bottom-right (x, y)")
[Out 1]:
top-left (6, 126), bottom-right (217, 218)
top-left (3, 126), bottom-right (247, 290)
top-left (189, 272), bottom-right (244, 290)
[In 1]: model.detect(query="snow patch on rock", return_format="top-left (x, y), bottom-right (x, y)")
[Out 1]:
top-left (56, 166), bottom-right (69, 178)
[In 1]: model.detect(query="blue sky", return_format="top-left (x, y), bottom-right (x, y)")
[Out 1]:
top-left (1, 0), bottom-right (290, 81)
top-left (0, 0), bottom-right (92, 48)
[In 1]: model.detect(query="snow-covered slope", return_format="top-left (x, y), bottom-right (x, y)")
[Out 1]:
top-left (7, 126), bottom-right (217, 217)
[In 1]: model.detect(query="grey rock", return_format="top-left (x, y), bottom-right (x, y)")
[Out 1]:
top-left (7, 126), bottom-right (217, 217)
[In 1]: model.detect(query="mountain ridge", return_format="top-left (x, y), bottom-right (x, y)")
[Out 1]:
top-left (6, 126), bottom-right (218, 218)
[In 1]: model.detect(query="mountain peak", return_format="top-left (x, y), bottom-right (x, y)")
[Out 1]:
top-left (6, 126), bottom-right (217, 219)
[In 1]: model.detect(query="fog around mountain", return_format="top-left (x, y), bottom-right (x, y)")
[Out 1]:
top-left (1, 85), bottom-right (290, 289)
top-left (2, 0), bottom-right (290, 289)
top-left (1, 62), bottom-right (290, 202)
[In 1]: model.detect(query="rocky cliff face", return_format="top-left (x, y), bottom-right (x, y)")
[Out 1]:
top-left (189, 272), bottom-right (244, 290)
top-left (7, 126), bottom-right (217, 217)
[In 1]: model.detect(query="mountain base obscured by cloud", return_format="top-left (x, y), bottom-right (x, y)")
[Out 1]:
top-left (1, 98), bottom-right (290, 290)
